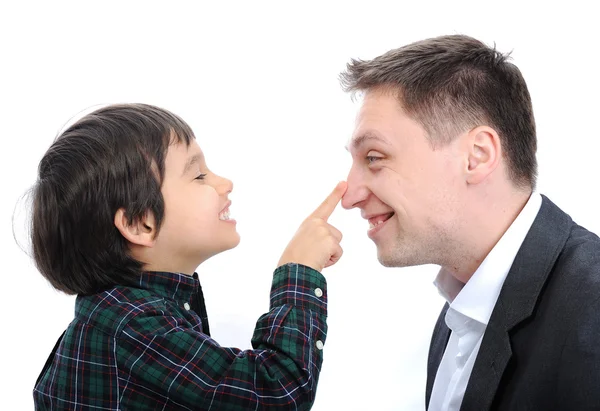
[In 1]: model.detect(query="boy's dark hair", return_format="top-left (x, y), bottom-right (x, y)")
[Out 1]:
top-left (339, 34), bottom-right (537, 190)
top-left (32, 103), bottom-right (194, 295)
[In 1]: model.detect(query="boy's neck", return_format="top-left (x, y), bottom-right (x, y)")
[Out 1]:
top-left (131, 245), bottom-right (203, 276)
top-left (141, 261), bottom-right (198, 276)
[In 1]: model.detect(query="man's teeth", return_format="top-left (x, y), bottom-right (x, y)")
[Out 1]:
top-left (369, 219), bottom-right (386, 229)
top-left (219, 209), bottom-right (231, 221)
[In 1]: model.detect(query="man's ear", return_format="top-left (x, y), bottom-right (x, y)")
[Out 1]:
top-left (465, 126), bottom-right (502, 185)
top-left (114, 208), bottom-right (156, 247)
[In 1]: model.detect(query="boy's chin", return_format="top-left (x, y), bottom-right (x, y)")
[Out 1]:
top-left (205, 235), bottom-right (241, 258)
top-left (227, 232), bottom-right (241, 249)
top-left (225, 239), bottom-right (241, 252)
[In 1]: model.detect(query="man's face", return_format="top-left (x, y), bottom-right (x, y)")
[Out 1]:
top-left (342, 90), bottom-right (464, 267)
top-left (154, 139), bottom-right (240, 270)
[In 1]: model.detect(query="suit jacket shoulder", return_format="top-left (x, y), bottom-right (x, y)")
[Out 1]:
top-left (427, 195), bottom-right (600, 410)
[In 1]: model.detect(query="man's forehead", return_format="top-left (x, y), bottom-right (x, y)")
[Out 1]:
top-left (346, 130), bottom-right (391, 152)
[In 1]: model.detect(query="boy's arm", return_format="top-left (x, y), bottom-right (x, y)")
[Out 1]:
top-left (118, 263), bottom-right (327, 410)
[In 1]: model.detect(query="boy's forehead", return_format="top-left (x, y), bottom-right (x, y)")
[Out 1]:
top-left (165, 140), bottom-right (204, 175)
top-left (182, 153), bottom-right (204, 175)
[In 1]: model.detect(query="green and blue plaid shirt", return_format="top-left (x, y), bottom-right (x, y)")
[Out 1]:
top-left (34, 263), bottom-right (327, 410)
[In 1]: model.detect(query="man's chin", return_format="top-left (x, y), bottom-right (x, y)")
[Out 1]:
top-left (378, 255), bottom-right (404, 268)
top-left (376, 247), bottom-right (414, 268)
top-left (377, 249), bottom-right (398, 267)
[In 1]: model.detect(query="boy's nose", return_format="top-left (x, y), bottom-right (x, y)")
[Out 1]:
top-left (216, 175), bottom-right (233, 195)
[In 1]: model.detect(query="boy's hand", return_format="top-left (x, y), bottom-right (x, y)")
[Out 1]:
top-left (278, 182), bottom-right (347, 272)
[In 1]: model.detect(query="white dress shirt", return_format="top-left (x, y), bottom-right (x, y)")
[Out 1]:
top-left (428, 193), bottom-right (542, 411)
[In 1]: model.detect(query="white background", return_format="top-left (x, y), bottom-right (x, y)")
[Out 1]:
top-left (1, 1), bottom-right (599, 410)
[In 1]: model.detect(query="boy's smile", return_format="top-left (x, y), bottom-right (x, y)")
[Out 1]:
top-left (218, 200), bottom-right (234, 222)
top-left (143, 138), bottom-right (240, 274)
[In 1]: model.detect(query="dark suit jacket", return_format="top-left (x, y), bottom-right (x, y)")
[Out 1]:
top-left (426, 195), bottom-right (600, 410)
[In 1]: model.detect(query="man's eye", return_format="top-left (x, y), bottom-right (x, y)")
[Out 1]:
top-left (366, 156), bottom-right (382, 164)
top-left (195, 173), bottom-right (207, 180)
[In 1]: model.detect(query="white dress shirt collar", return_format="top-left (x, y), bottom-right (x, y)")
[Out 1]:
top-left (434, 193), bottom-right (543, 326)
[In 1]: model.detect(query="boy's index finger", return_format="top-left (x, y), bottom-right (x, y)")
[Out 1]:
top-left (310, 181), bottom-right (348, 221)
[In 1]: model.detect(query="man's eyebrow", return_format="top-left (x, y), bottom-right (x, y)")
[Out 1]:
top-left (182, 153), bottom-right (203, 176)
top-left (345, 132), bottom-right (390, 151)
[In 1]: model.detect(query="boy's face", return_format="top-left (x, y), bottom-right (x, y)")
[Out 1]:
top-left (152, 139), bottom-right (240, 272)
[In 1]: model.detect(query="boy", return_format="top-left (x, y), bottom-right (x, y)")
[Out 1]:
top-left (32, 103), bottom-right (346, 410)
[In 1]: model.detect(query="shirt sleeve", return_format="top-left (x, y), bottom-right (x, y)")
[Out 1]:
top-left (117, 263), bottom-right (327, 410)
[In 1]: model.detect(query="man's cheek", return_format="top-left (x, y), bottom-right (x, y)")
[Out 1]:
top-left (370, 169), bottom-right (407, 207)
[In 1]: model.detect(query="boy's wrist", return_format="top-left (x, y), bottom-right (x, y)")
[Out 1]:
top-left (270, 263), bottom-right (327, 315)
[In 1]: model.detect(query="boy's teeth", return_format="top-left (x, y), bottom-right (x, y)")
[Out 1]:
top-left (219, 209), bottom-right (231, 221)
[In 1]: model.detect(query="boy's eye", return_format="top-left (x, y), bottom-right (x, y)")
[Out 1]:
top-left (195, 173), bottom-right (207, 180)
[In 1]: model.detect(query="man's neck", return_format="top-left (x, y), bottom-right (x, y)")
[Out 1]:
top-left (443, 189), bottom-right (532, 284)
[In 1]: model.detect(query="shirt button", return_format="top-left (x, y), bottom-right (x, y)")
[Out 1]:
top-left (316, 340), bottom-right (324, 350)
top-left (314, 288), bottom-right (323, 298)
top-left (184, 302), bottom-right (191, 311)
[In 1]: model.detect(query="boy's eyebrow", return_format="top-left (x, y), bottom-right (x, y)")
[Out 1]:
top-left (182, 153), bottom-right (204, 176)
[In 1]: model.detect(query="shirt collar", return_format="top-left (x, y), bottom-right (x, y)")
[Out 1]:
top-left (136, 271), bottom-right (200, 303)
top-left (434, 192), bottom-right (543, 325)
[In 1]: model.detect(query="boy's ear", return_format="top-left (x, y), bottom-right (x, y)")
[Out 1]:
top-left (114, 208), bottom-right (156, 247)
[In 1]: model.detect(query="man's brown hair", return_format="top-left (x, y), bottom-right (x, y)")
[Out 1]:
top-left (340, 34), bottom-right (537, 189)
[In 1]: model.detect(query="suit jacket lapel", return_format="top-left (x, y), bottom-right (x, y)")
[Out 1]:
top-left (460, 195), bottom-right (572, 410)
top-left (426, 303), bottom-right (451, 408)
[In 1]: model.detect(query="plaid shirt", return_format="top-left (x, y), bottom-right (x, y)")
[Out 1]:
top-left (34, 263), bottom-right (327, 410)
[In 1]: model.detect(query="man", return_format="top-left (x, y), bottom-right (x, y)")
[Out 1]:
top-left (340, 34), bottom-right (600, 410)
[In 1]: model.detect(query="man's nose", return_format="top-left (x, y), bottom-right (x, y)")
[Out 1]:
top-left (341, 168), bottom-right (369, 210)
